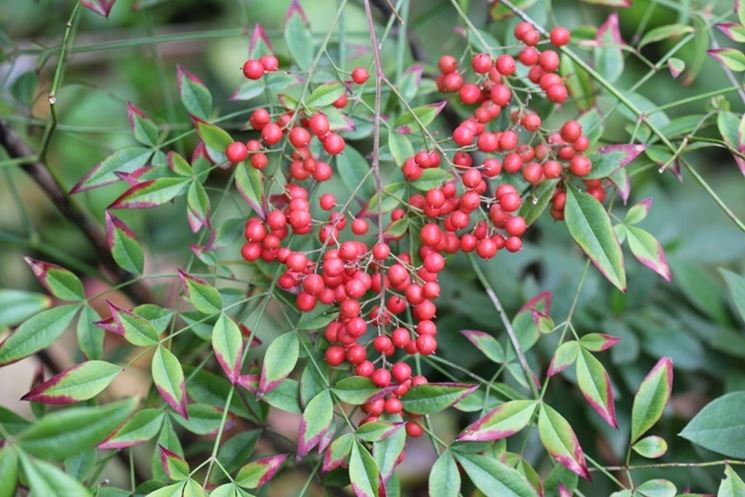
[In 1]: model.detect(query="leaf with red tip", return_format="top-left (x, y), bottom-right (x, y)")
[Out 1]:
top-left (349, 441), bottom-right (380, 497)
top-left (717, 22), bottom-right (745, 43)
top-left (196, 122), bottom-right (232, 164)
top-left (709, 48), bottom-right (745, 72)
top-left (177, 66), bottom-right (212, 122)
top-left (109, 177), bottom-right (190, 209)
top-left (401, 383), bottom-right (478, 415)
top-left (547, 341), bottom-right (579, 377)
top-left (331, 376), bottom-right (380, 405)
top-left (356, 421), bottom-right (403, 442)
top-left (235, 163), bottom-right (265, 217)
top-left (259, 332), bottom-right (299, 395)
top-left (667, 58), bottom-right (685, 78)
top-left (461, 329), bottom-right (505, 363)
top-left (248, 23), bottom-right (273, 58)
top-left (178, 270), bottom-right (223, 315)
top-left (284, 1), bottom-right (313, 70)
top-left (594, 13), bottom-right (625, 83)
top-left (152, 346), bottom-right (188, 418)
top-left (538, 404), bottom-right (590, 479)
top-left (235, 454), bottom-right (287, 489)
top-left (100, 301), bottom-right (159, 346)
top-left (187, 181), bottom-right (211, 233)
top-left (297, 390), bottom-right (333, 458)
top-left (624, 198), bottom-right (653, 225)
top-left (21, 360), bottom-right (121, 404)
top-left (374, 422), bottom-right (406, 483)
top-left (457, 400), bottom-right (538, 442)
top-left (626, 226), bottom-right (672, 282)
top-left (159, 445), bottom-right (189, 480)
top-left (631, 357), bottom-right (673, 443)
top-left (609, 167), bottom-right (631, 204)
top-left (105, 212), bottom-right (144, 274)
top-left (80, 0), bottom-right (117, 17)
top-left (127, 102), bottom-right (158, 147)
top-left (717, 111), bottom-right (745, 176)
top-left (167, 151), bottom-right (193, 177)
top-left (25, 258), bottom-right (84, 301)
top-left (564, 186), bottom-right (626, 291)
top-left (236, 374), bottom-right (258, 393)
top-left (211, 314), bottom-right (243, 384)
top-left (576, 349), bottom-right (617, 428)
top-left (71, 147), bottom-right (153, 193)
top-left (586, 144), bottom-right (646, 180)
top-left (323, 432), bottom-right (353, 473)
top-left (98, 408), bottom-right (164, 449)
top-left (0, 304), bottom-right (80, 367)
top-left (579, 333), bottom-right (619, 352)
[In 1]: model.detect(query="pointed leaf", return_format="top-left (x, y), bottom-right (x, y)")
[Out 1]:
top-left (579, 333), bottom-right (619, 352)
top-left (197, 122), bottom-right (232, 164)
top-left (0, 447), bottom-right (18, 497)
top-left (71, 147), bottom-right (153, 193)
top-left (0, 290), bottom-right (50, 329)
top-left (19, 452), bottom-right (90, 497)
top-left (626, 226), bottom-right (671, 281)
top-left (631, 357), bottom-right (673, 443)
top-left (718, 465), bottom-right (745, 497)
top-left (99, 408), bottom-right (165, 449)
top-left (110, 177), bottom-right (190, 209)
top-left (102, 301), bottom-right (159, 346)
top-left (18, 398), bottom-right (137, 459)
top-left (388, 133), bottom-right (414, 167)
top-left (349, 441), bottom-right (379, 497)
top-left (680, 391), bottom-right (745, 458)
top-left (323, 432), bottom-right (353, 473)
top-left (25, 258), bottom-right (84, 301)
top-left (356, 421), bottom-right (402, 442)
top-left (565, 186), bottom-right (626, 291)
top-left (667, 57), bottom-right (685, 78)
top-left (461, 329), bottom-right (505, 363)
top-left (160, 445), bottom-right (189, 480)
top-left (709, 48), bottom-right (745, 72)
top-left (635, 479), bottom-right (676, 497)
top-left (105, 212), bottom-right (145, 274)
top-left (576, 348), bottom-right (617, 427)
top-left (152, 346), bottom-right (188, 418)
top-left (457, 400), bottom-right (537, 442)
top-left (401, 383), bottom-right (478, 415)
top-left (127, 102), bottom-right (159, 147)
top-left (80, 0), bottom-right (116, 17)
top-left (548, 341), bottom-right (579, 377)
top-left (0, 304), bottom-right (80, 366)
top-left (298, 390), bottom-right (333, 457)
top-left (306, 82), bottom-right (346, 108)
top-left (212, 314), bottom-right (243, 384)
top-left (336, 145), bottom-right (375, 200)
top-left (538, 404), bottom-right (589, 479)
top-left (177, 66), bottom-right (212, 121)
top-left (632, 435), bottom-right (668, 459)
top-left (454, 452), bottom-right (539, 497)
top-left (235, 454), bottom-right (287, 489)
top-left (639, 24), bottom-right (694, 48)
top-left (332, 376), bottom-right (379, 405)
top-left (586, 144), bottom-right (646, 179)
top-left (429, 450), bottom-right (460, 497)
top-left (373, 423), bottom-right (405, 482)
top-left (21, 360), bottom-right (121, 404)
top-left (259, 332), bottom-right (299, 395)
top-left (284, 5), bottom-right (314, 70)
top-left (179, 271), bottom-right (223, 315)
top-left (235, 162), bottom-right (264, 215)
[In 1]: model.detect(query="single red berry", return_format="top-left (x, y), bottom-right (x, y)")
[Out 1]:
top-left (325, 345), bottom-right (345, 366)
top-left (438, 55), bottom-right (458, 74)
top-left (452, 126), bottom-right (475, 146)
top-left (472, 53), bottom-right (492, 74)
top-left (546, 84), bottom-right (568, 103)
top-left (309, 113), bottom-right (330, 137)
top-left (406, 421), bottom-right (423, 437)
top-left (505, 236), bottom-right (523, 253)
top-left (495, 54), bottom-right (516, 76)
top-left (538, 50), bottom-right (560, 72)
top-left (569, 156), bottom-right (592, 176)
top-left (259, 54), bottom-right (279, 72)
top-left (550, 26), bottom-right (571, 47)
top-left (384, 397), bottom-right (403, 414)
top-left (242, 59), bottom-right (264, 79)
top-left (560, 120), bottom-right (582, 143)
top-left (416, 334), bottom-right (437, 355)
top-left (543, 160), bottom-right (563, 179)
top-left (323, 133), bottom-right (345, 155)
top-left (226, 141), bottom-right (248, 163)
top-left (261, 123), bottom-right (283, 145)
top-left (518, 47), bottom-right (540, 66)
top-left (332, 93), bottom-right (348, 108)
top-left (371, 368), bottom-right (392, 387)
top-left (351, 67), bottom-right (369, 84)
top-left (289, 127), bottom-right (311, 148)
top-left (459, 83), bottom-right (482, 105)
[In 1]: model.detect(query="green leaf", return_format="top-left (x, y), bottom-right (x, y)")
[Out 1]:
top-left (520, 180), bottom-right (558, 226)
top-left (576, 348), bottom-right (617, 427)
top-left (461, 329), bottom-right (505, 363)
top-left (110, 177), bottom-right (191, 209)
top-left (388, 133), bottom-right (414, 167)
top-left (105, 212), bottom-right (145, 274)
top-left (236, 454), bottom-right (287, 489)
top-left (146, 482), bottom-right (185, 497)
top-left (561, 54), bottom-right (593, 110)
top-left (306, 82), bottom-right (346, 108)
top-left (21, 360), bottom-right (121, 404)
top-left (197, 122), bottom-right (233, 164)
top-left (720, 269), bottom-right (745, 325)
top-left (235, 162), bottom-right (264, 212)
top-left (209, 483), bottom-right (251, 497)
top-left (323, 432), bottom-right (353, 473)
top-left (71, 147), bottom-right (153, 193)
top-left (152, 346), bottom-right (189, 418)
top-left (104, 302), bottom-right (159, 346)
top-left (25, 258), bottom-right (84, 301)
top-left (538, 404), bottom-right (589, 479)
top-left (594, 14), bottom-right (624, 83)
top-left (0, 406), bottom-right (30, 435)
top-left (625, 226), bottom-right (671, 281)
top-left (0, 289), bottom-right (51, 329)
top-left (710, 48), bottom-right (745, 72)
top-left (298, 390), bottom-right (333, 457)
top-left (454, 452), bottom-right (539, 497)
top-left (18, 398), bottom-right (137, 459)
top-left (19, 452), bottom-right (90, 497)
top-left (0, 304), bottom-right (80, 366)
top-left (373, 423), bottom-right (406, 482)
top-left (183, 480), bottom-right (208, 497)
top-left (429, 451), bottom-right (460, 497)
top-left (172, 404), bottom-right (225, 435)
top-left (564, 186), bottom-right (626, 291)
top-left (393, 103), bottom-right (443, 130)
top-left (411, 168), bottom-right (450, 191)
top-left (356, 421), bottom-right (401, 442)
top-left (0, 447), bottom-right (18, 497)
top-left (680, 391), bottom-right (745, 458)
top-left (296, 306), bottom-right (338, 330)
top-left (632, 435), bottom-right (668, 459)
top-left (232, 72), bottom-right (296, 101)
top-left (401, 383), bottom-right (477, 415)
top-left (99, 408), bottom-right (165, 449)
top-left (547, 341), bottom-right (579, 377)
top-left (368, 182), bottom-right (406, 213)
top-left (177, 66), bottom-right (212, 120)
top-left (263, 379), bottom-right (301, 413)
top-left (332, 376), bottom-right (379, 405)
top-left (285, 11), bottom-right (313, 70)
top-left (635, 479), bottom-right (676, 497)
top-left (259, 333), bottom-right (299, 395)
top-left (179, 271), bottom-right (223, 315)
top-left (631, 357), bottom-right (673, 443)
top-left (639, 24), bottom-right (694, 48)
top-left (718, 465), bottom-right (745, 497)
top-left (128, 102), bottom-right (159, 147)
top-left (667, 57), bottom-right (685, 78)
top-left (336, 146), bottom-right (375, 200)
top-left (212, 314), bottom-right (243, 384)
top-left (457, 400), bottom-right (537, 442)
top-left (159, 445), bottom-right (190, 480)
top-left (349, 441), bottom-right (380, 497)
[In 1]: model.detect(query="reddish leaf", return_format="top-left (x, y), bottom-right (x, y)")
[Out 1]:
top-left (109, 177), bottom-right (190, 209)
top-left (98, 301), bottom-right (159, 346)
top-left (576, 349), bottom-right (617, 428)
top-left (579, 333), bottom-right (620, 352)
top-left (211, 314), bottom-right (243, 384)
top-left (177, 65), bottom-right (212, 122)
top-left (457, 400), bottom-right (538, 441)
top-left (25, 257), bottom-right (84, 301)
top-left (152, 346), bottom-right (189, 418)
top-left (235, 454), bottom-right (287, 489)
top-left (548, 341), bottom-right (579, 377)
top-left (249, 23), bottom-right (273, 58)
top-left (159, 444), bottom-right (189, 480)
top-left (538, 404), bottom-right (590, 479)
top-left (21, 360), bottom-right (121, 404)
top-left (322, 433), bottom-right (353, 473)
top-left (81, 0), bottom-right (117, 17)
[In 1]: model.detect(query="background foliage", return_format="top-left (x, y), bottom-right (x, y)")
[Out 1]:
top-left (1, 0), bottom-right (745, 496)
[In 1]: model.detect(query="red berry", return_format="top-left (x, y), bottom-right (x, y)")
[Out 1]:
top-left (569, 156), bottom-right (592, 176)
top-left (325, 345), bottom-right (345, 366)
top-left (500, 192), bottom-right (521, 212)
top-left (546, 84), bottom-right (568, 103)
top-left (309, 113), bottom-right (330, 137)
top-left (438, 55), bottom-right (458, 74)
top-left (416, 334), bottom-right (437, 355)
top-left (242, 59), bottom-right (264, 79)
top-left (406, 421), bottom-right (423, 437)
top-left (550, 26), bottom-right (571, 47)
top-left (226, 141), bottom-right (248, 163)
top-left (384, 397), bottom-right (403, 414)
top-left (352, 67), bottom-right (369, 84)
top-left (289, 127), bottom-right (311, 148)
top-left (560, 120), bottom-right (582, 143)
top-left (472, 53), bottom-right (492, 74)
top-left (495, 54), bottom-right (516, 76)
top-left (323, 133), bottom-right (345, 155)
top-left (459, 83), bottom-right (482, 105)
top-left (538, 50), bottom-right (560, 73)
top-left (259, 54), bottom-right (279, 72)
top-left (371, 368), bottom-right (392, 387)
top-left (261, 123), bottom-right (283, 145)
top-left (452, 126), bottom-right (474, 146)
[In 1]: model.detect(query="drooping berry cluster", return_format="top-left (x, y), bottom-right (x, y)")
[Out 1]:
top-left (224, 23), bottom-right (601, 438)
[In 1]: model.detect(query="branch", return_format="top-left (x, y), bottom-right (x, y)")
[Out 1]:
top-left (0, 121), bottom-right (154, 303)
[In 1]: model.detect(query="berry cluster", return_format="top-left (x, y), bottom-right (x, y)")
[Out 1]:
top-left (224, 23), bottom-right (596, 440)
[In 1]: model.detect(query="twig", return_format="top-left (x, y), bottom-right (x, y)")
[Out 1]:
top-left (594, 459), bottom-right (745, 472)
top-left (0, 121), bottom-right (154, 303)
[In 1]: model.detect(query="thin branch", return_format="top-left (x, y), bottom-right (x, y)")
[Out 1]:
top-left (0, 121), bottom-right (154, 303)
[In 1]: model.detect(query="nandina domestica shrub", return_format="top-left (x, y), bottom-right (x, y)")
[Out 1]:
top-left (1, 1), bottom-right (745, 496)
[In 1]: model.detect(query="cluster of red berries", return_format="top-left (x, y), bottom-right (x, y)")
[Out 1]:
top-left (242, 54), bottom-right (279, 80)
top-left (221, 24), bottom-right (597, 439)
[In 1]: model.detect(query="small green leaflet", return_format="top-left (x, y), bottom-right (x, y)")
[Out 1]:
top-left (25, 258), bottom-right (84, 301)
top-left (349, 441), bottom-right (380, 497)
top-left (401, 383), bottom-right (477, 415)
top-left (454, 452), bottom-right (538, 497)
top-left (71, 147), bottom-right (153, 193)
top-left (284, 7), bottom-right (313, 70)
top-left (680, 391), bottom-right (745, 458)
top-left (235, 454), bottom-right (287, 489)
top-left (21, 360), bottom-right (121, 404)
top-left (457, 400), bottom-right (537, 442)
top-left (152, 346), bottom-right (189, 418)
top-left (576, 348), bottom-right (617, 428)
top-left (127, 102), bottom-right (159, 147)
top-left (197, 122), bottom-right (232, 164)
top-left (235, 162), bottom-right (264, 214)
top-left (0, 304), bottom-right (80, 366)
top-left (306, 82), bottom-right (346, 108)
top-left (0, 447), bottom-right (18, 497)
top-left (537, 404), bottom-right (589, 479)
top-left (297, 390), bottom-right (333, 457)
top-left (109, 177), bottom-right (191, 209)
top-left (429, 451), bottom-right (460, 497)
top-left (632, 435), bottom-right (668, 459)
top-left (332, 376), bottom-right (379, 405)
top-left (99, 409), bottom-right (165, 449)
top-left (159, 445), bottom-right (189, 480)
top-left (19, 452), bottom-right (91, 497)
top-left (0, 289), bottom-right (50, 329)
top-left (631, 357), bottom-right (673, 443)
top-left (177, 65), bottom-right (212, 121)
top-left (178, 271), bottom-right (223, 315)
top-left (259, 333), bottom-right (299, 395)
top-left (105, 212), bottom-right (145, 274)
top-left (211, 314), bottom-right (243, 384)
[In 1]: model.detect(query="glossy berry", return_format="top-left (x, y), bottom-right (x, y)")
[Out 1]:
top-left (242, 59), bottom-right (264, 79)
top-left (550, 26), bottom-right (571, 47)
top-left (226, 141), bottom-right (248, 163)
top-left (352, 67), bottom-right (369, 84)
